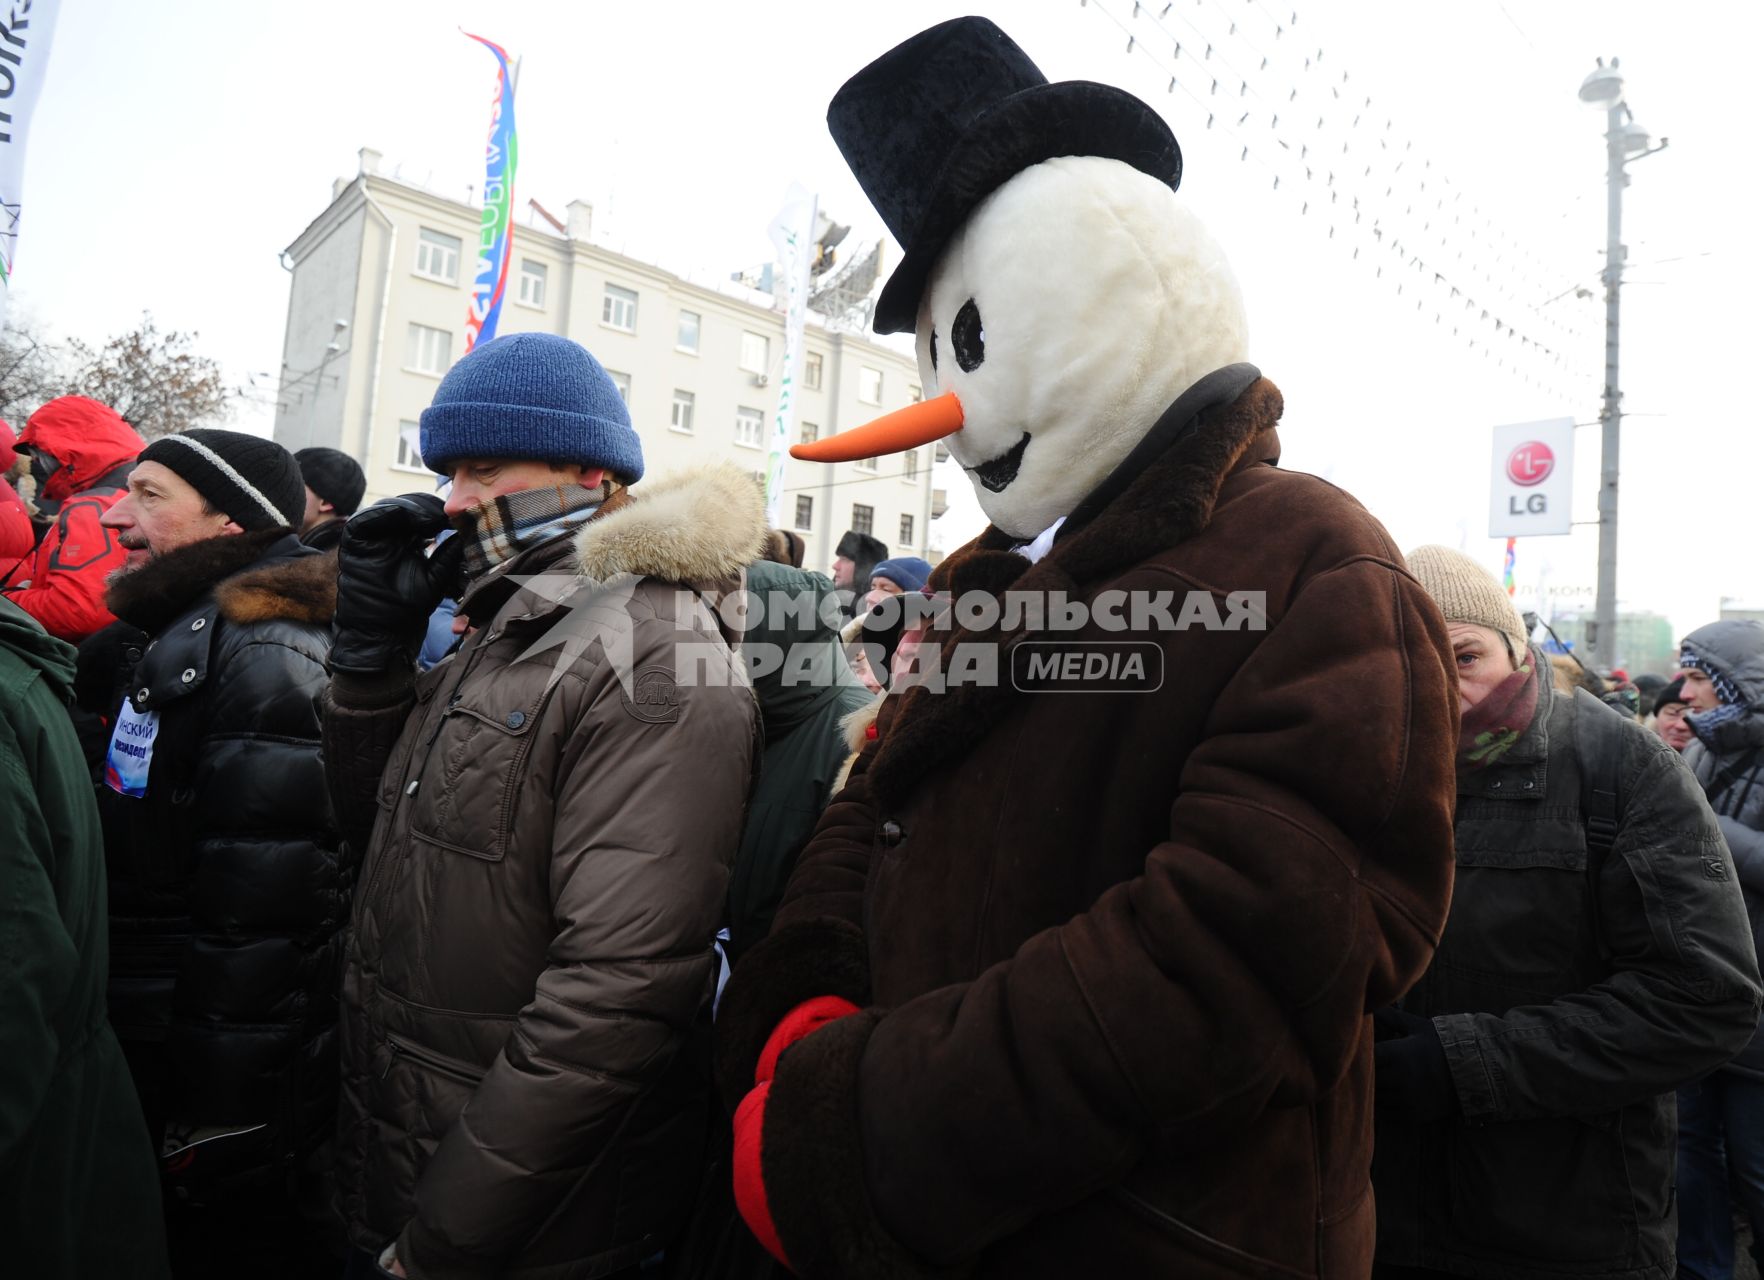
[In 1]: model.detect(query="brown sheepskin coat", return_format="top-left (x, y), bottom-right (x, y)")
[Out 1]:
top-left (717, 377), bottom-right (1460, 1279)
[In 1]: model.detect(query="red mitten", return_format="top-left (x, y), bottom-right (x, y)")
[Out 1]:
top-left (755, 994), bottom-right (861, 1085)
top-left (733, 1082), bottom-right (790, 1268)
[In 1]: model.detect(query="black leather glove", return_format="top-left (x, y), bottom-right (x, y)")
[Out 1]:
top-left (330, 494), bottom-right (465, 676)
top-left (1372, 1005), bottom-right (1459, 1120)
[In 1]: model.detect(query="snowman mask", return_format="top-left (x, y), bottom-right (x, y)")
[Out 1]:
top-left (914, 156), bottom-right (1249, 541)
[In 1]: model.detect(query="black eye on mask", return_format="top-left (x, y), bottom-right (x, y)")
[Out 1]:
top-left (952, 298), bottom-right (985, 372)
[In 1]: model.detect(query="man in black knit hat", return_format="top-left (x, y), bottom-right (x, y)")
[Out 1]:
top-left (295, 445), bottom-right (367, 551)
top-left (90, 428), bottom-right (348, 1276)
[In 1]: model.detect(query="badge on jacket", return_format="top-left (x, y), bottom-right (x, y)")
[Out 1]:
top-left (104, 701), bottom-right (160, 798)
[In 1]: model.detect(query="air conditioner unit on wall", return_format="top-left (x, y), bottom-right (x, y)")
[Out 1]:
top-left (752, 373), bottom-right (770, 387)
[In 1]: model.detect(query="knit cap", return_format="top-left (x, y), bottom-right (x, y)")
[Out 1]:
top-left (871, 556), bottom-right (933, 593)
top-left (295, 446), bottom-right (367, 516)
top-left (1406, 545), bottom-right (1531, 662)
top-left (138, 429), bottom-right (305, 532)
top-left (420, 332), bottom-right (644, 483)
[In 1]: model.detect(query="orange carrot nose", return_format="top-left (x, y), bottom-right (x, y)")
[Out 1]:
top-left (790, 390), bottom-right (963, 463)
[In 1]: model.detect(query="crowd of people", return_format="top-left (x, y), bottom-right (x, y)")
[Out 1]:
top-left (2, 331), bottom-right (1762, 1280)
top-left (6, 17), bottom-right (1764, 1280)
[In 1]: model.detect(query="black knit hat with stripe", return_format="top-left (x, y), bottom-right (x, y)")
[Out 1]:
top-left (137, 429), bottom-right (305, 532)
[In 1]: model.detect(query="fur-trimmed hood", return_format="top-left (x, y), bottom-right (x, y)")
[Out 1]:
top-left (575, 461), bottom-right (767, 585)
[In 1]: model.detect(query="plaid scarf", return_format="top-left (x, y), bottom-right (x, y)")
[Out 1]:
top-left (456, 484), bottom-right (603, 579)
top-left (1459, 654), bottom-right (1540, 769)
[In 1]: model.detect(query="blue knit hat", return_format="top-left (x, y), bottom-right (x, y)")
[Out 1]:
top-left (871, 556), bottom-right (933, 593)
top-left (420, 332), bottom-right (645, 482)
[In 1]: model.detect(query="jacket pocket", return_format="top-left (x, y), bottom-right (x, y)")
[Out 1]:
top-left (405, 685), bottom-right (548, 862)
top-left (382, 1032), bottom-right (487, 1090)
top-left (1447, 1114), bottom-right (1635, 1264)
top-left (1435, 835), bottom-right (1599, 1006)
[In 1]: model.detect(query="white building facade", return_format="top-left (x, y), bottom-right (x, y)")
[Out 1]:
top-left (273, 150), bottom-right (941, 573)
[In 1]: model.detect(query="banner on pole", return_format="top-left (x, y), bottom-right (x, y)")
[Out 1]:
top-left (462, 32), bottom-right (517, 354)
top-left (764, 184), bottom-right (816, 528)
top-left (0, 0), bottom-right (63, 324)
top-left (1489, 418), bottom-right (1574, 538)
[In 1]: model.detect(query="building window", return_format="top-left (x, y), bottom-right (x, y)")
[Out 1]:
top-left (903, 450), bottom-right (919, 480)
top-left (858, 366), bottom-right (882, 405)
top-left (856, 453), bottom-right (878, 473)
top-left (740, 331), bottom-right (769, 375)
top-left (899, 514), bottom-right (915, 546)
top-left (677, 310), bottom-right (700, 353)
top-left (415, 228), bottom-right (461, 283)
top-left (671, 389), bottom-right (695, 434)
top-left (394, 420), bottom-right (428, 473)
top-left (799, 421), bottom-right (818, 445)
top-left (805, 352), bottom-right (823, 390)
top-left (518, 260), bottom-right (547, 308)
top-left (734, 405), bottom-right (765, 449)
top-left (794, 495), bottom-right (814, 530)
top-left (602, 284), bottom-right (638, 332)
top-left (605, 370), bottom-right (631, 404)
top-left (851, 504), bottom-right (874, 537)
top-left (405, 323), bottom-right (451, 376)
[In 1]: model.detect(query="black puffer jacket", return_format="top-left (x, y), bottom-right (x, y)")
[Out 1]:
top-left (1682, 618), bottom-right (1764, 1078)
top-left (89, 528), bottom-right (346, 1190)
top-left (1375, 659), bottom-right (1762, 1280)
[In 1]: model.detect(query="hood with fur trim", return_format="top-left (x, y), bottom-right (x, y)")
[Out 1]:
top-left (574, 461), bottom-right (767, 586)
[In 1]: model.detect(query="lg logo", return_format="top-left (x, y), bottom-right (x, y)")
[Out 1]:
top-left (1506, 442), bottom-right (1555, 488)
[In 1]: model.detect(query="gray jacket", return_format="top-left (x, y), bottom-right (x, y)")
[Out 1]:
top-left (1375, 657), bottom-right (1761, 1280)
top-left (1683, 618), bottom-right (1764, 1077)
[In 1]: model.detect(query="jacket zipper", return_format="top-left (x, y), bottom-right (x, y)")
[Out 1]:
top-left (424, 692), bottom-right (463, 747)
top-left (381, 1034), bottom-right (487, 1087)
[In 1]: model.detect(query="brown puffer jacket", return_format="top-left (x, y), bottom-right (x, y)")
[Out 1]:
top-left (326, 464), bottom-right (764, 1280)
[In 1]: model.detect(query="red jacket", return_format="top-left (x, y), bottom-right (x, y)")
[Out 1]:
top-left (0, 422), bottom-right (32, 564)
top-left (3, 398), bottom-right (144, 643)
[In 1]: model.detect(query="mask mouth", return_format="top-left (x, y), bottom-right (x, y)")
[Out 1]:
top-left (967, 432), bottom-right (1030, 493)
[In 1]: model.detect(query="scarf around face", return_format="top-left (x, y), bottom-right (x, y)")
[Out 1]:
top-left (1460, 654), bottom-right (1540, 769)
top-left (456, 484), bottom-right (603, 579)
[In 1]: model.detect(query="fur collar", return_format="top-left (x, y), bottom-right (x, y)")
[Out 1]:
top-left (863, 377), bottom-right (1282, 807)
top-left (214, 551), bottom-right (338, 627)
top-left (105, 527), bottom-right (336, 634)
top-left (574, 461), bottom-right (767, 586)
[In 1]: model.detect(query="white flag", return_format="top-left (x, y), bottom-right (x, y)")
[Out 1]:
top-left (0, 0), bottom-right (63, 323)
top-left (764, 184), bottom-right (816, 529)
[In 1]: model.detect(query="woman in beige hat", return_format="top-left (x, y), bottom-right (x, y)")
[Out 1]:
top-left (1371, 545), bottom-right (1761, 1280)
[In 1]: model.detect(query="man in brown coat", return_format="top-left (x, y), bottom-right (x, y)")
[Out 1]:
top-left (715, 20), bottom-right (1460, 1279)
top-left (324, 333), bottom-right (763, 1278)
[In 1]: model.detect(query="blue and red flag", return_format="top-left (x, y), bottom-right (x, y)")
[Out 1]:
top-left (463, 32), bottom-right (517, 353)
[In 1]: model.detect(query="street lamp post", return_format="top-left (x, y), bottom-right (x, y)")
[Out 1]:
top-left (1578, 58), bottom-right (1667, 670)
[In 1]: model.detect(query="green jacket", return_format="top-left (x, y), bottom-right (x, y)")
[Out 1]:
top-left (727, 560), bottom-right (876, 962)
top-left (0, 598), bottom-right (168, 1278)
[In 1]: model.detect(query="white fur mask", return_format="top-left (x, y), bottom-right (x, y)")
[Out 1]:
top-left (915, 156), bottom-right (1249, 540)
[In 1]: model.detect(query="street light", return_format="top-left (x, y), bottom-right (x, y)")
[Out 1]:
top-left (1578, 56), bottom-right (1668, 671)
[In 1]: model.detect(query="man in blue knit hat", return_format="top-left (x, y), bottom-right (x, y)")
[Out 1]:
top-left (323, 333), bottom-right (765, 1278)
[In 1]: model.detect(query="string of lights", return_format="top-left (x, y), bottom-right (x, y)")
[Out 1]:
top-left (1076, 0), bottom-right (1593, 399)
top-left (1114, 0), bottom-right (1591, 360)
top-left (1195, 0), bottom-right (1592, 332)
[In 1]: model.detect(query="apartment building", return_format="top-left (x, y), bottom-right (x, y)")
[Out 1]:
top-left (273, 149), bottom-right (940, 572)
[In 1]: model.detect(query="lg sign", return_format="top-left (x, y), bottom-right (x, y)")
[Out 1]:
top-left (1506, 441), bottom-right (1555, 487)
top-left (1490, 419), bottom-right (1574, 537)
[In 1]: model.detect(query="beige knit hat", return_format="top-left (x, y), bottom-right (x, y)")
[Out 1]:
top-left (1406, 545), bottom-right (1530, 662)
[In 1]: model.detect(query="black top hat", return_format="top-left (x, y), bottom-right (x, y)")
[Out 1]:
top-left (829, 16), bottom-right (1182, 335)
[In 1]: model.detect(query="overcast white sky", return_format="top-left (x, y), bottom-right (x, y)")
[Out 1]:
top-left (13, 0), bottom-right (1761, 653)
